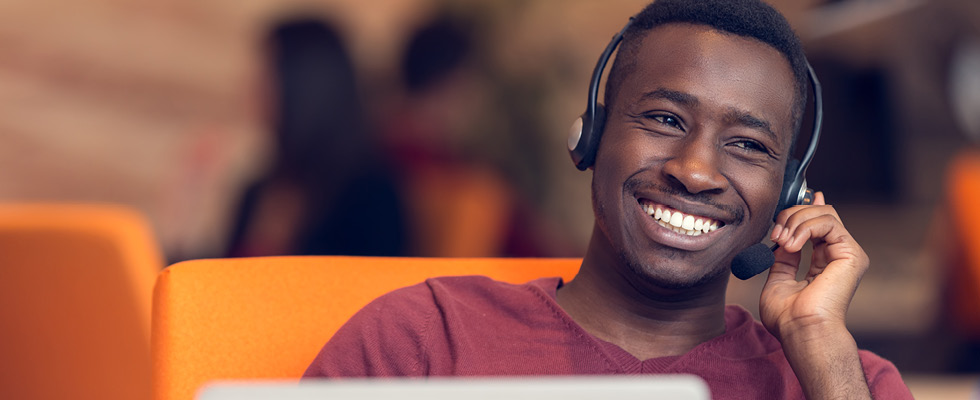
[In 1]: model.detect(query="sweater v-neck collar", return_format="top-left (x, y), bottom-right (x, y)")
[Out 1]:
top-left (526, 276), bottom-right (762, 373)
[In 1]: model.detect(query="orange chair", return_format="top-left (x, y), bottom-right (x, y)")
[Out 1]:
top-left (0, 203), bottom-right (163, 400)
top-left (151, 256), bottom-right (580, 400)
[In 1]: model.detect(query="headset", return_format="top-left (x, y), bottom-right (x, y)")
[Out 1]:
top-left (567, 18), bottom-right (823, 220)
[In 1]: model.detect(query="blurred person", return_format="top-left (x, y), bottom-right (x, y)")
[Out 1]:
top-left (225, 18), bottom-right (408, 257)
top-left (304, 1), bottom-right (913, 398)
top-left (935, 33), bottom-right (980, 372)
top-left (381, 12), bottom-right (569, 257)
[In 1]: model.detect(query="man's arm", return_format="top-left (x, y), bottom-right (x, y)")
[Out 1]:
top-left (759, 192), bottom-right (899, 399)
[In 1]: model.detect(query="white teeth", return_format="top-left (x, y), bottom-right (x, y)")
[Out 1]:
top-left (682, 215), bottom-right (695, 230)
top-left (641, 202), bottom-right (723, 237)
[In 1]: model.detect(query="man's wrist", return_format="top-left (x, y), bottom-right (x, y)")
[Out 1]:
top-left (776, 314), bottom-right (849, 345)
top-left (778, 320), bottom-right (871, 400)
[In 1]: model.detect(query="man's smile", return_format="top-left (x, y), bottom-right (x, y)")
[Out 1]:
top-left (638, 199), bottom-right (724, 236)
top-left (628, 192), bottom-right (742, 252)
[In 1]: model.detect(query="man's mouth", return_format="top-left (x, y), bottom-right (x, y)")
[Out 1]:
top-left (638, 199), bottom-right (725, 236)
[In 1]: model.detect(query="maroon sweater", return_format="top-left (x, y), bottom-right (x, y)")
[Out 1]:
top-left (304, 276), bottom-right (912, 399)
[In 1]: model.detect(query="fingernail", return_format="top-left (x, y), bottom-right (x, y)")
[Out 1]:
top-left (771, 225), bottom-right (782, 241)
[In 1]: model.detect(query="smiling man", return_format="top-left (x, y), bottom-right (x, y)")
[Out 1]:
top-left (304, 1), bottom-right (913, 398)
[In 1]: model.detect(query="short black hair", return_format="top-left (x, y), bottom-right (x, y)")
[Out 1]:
top-left (605, 0), bottom-right (809, 137)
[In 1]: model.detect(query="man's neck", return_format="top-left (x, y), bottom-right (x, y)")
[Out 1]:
top-left (556, 235), bottom-right (729, 361)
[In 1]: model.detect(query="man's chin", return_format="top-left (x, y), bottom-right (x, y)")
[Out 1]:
top-left (620, 251), bottom-right (729, 291)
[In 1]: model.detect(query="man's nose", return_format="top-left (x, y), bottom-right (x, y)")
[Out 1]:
top-left (661, 137), bottom-right (727, 195)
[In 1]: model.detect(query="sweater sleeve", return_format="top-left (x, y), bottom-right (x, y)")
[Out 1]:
top-left (859, 350), bottom-right (914, 399)
top-left (303, 282), bottom-right (438, 377)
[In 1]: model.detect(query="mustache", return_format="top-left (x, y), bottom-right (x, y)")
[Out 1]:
top-left (624, 177), bottom-right (745, 225)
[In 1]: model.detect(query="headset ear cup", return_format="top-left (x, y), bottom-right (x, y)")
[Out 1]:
top-left (583, 104), bottom-right (606, 167)
top-left (569, 104), bottom-right (607, 170)
top-left (567, 115), bottom-right (588, 170)
top-left (774, 158), bottom-right (803, 220)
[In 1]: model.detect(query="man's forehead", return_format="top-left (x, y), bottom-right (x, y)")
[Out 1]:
top-left (631, 23), bottom-right (792, 71)
top-left (622, 23), bottom-right (797, 145)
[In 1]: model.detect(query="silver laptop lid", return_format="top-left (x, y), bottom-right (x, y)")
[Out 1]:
top-left (198, 375), bottom-right (710, 400)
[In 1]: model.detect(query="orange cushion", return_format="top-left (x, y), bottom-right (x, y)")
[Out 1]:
top-left (0, 203), bottom-right (162, 400)
top-left (151, 256), bottom-right (580, 400)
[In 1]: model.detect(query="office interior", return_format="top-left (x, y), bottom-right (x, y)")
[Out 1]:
top-left (0, 0), bottom-right (978, 399)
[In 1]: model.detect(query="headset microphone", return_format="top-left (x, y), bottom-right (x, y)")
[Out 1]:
top-left (731, 243), bottom-right (777, 280)
top-left (569, 20), bottom-right (824, 281)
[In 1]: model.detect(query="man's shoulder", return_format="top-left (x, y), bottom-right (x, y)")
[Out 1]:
top-left (855, 350), bottom-right (913, 398)
top-left (323, 276), bottom-right (561, 356)
top-left (713, 306), bottom-right (911, 399)
top-left (361, 275), bottom-right (561, 316)
top-left (719, 305), bottom-right (905, 372)
top-left (425, 275), bottom-right (561, 299)
top-left (856, 348), bottom-right (903, 376)
top-left (305, 275), bottom-right (548, 377)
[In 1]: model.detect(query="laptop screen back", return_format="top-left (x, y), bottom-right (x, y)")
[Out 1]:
top-left (197, 375), bottom-right (710, 400)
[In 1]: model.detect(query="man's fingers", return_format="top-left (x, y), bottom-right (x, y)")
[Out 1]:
top-left (768, 191), bottom-right (867, 286)
top-left (807, 241), bottom-right (831, 280)
top-left (813, 191), bottom-right (825, 206)
top-left (766, 245), bottom-right (802, 285)
top-left (779, 214), bottom-right (869, 278)
top-left (773, 205), bottom-right (841, 246)
top-left (779, 214), bottom-right (844, 251)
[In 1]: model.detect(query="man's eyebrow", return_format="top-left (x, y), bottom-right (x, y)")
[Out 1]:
top-left (723, 108), bottom-right (778, 143)
top-left (639, 88), bottom-right (699, 107)
top-left (639, 88), bottom-right (781, 144)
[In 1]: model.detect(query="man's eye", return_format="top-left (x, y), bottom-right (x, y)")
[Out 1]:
top-left (650, 115), bottom-right (683, 130)
top-left (731, 140), bottom-right (768, 153)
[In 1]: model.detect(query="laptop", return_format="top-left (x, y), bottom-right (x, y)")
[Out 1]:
top-left (197, 375), bottom-right (710, 400)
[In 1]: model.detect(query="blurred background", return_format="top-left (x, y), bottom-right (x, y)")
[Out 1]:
top-left (0, 0), bottom-right (979, 389)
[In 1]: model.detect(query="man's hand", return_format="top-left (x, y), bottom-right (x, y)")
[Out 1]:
top-left (761, 191), bottom-right (869, 340)
top-left (759, 192), bottom-right (873, 399)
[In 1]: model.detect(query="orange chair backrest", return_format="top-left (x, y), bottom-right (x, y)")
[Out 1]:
top-left (151, 256), bottom-right (581, 400)
top-left (946, 151), bottom-right (980, 336)
top-left (0, 203), bottom-right (163, 400)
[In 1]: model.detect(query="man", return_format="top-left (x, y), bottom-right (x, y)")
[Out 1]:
top-left (305, 1), bottom-right (913, 398)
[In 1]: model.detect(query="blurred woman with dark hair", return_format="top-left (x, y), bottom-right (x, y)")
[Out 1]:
top-left (225, 17), bottom-right (407, 257)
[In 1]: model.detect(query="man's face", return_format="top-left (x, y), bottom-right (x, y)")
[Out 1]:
top-left (590, 23), bottom-right (797, 289)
